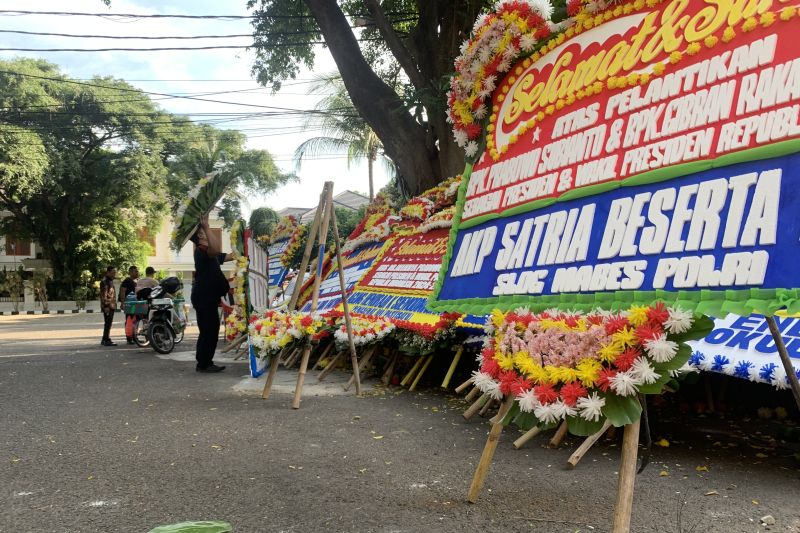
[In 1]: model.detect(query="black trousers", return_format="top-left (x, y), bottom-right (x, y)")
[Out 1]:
top-left (102, 310), bottom-right (114, 341)
top-left (194, 304), bottom-right (220, 368)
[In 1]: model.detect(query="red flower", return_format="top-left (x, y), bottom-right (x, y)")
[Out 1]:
top-left (596, 368), bottom-right (618, 392)
top-left (647, 302), bottom-right (670, 325)
top-left (300, 315), bottom-right (313, 328)
top-left (587, 314), bottom-right (605, 325)
top-left (255, 323), bottom-right (263, 333)
top-left (481, 357), bottom-right (500, 378)
top-left (604, 315), bottom-right (629, 335)
top-left (560, 381), bottom-right (588, 407)
top-left (635, 323), bottom-right (663, 343)
top-left (498, 371), bottom-right (519, 395)
top-left (534, 384), bottom-right (559, 405)
top-left (613, 348), bottom-right (640, 372)
top-left (567, 0), bottom-right (582, 16)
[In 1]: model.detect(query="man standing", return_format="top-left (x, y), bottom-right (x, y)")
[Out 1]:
top-left (136, 266), bottom-right (158, 299)
top-left (100, 266), bottom-right (117, 347)
top-left (189, 215), bottom-right (235, 373)
top-left (119, 265), bottom-right (139, 344)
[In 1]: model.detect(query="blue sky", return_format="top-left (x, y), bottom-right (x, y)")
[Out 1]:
top-left (0, 0), bottom-right (391, 214)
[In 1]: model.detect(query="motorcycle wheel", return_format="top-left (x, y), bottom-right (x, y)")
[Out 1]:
top-left (133, 318), bottom-right (150, 347)
top-left (149, 321), bottom-right (175, 354)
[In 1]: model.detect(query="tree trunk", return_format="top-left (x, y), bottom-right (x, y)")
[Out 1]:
top-left (368, 156), bottom-right (374, 201)
top-left (303, 0), bottom-right (439, 195)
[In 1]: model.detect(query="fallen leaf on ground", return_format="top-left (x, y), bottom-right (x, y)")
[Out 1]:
top-left (696, 465), bottom-right (709, 472)
top-left (655, 438), bottom-right (670, 447)
top-left (132, 398), bottom-right (138, 402)
top-left (373, 435), bottom-right (384, 440)
top-left (659, 471), bottom-right (669, 477)
top-left (359, 468), bottom-right (367, 474)
top-left (755, 452), bottom-right (768, 458)
top-left (705, 491), bottom-right (719, 496)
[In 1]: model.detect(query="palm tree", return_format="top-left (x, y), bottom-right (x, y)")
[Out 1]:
top-left (294, 73), bottom-right (393, 200)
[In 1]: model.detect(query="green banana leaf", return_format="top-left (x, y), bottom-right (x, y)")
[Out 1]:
top-left (171, 170), bottom-right (239, 251)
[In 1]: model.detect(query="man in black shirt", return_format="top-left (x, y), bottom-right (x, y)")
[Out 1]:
top-left (119, 265), bottom-right (139, 344)
top-left (189, 215), bottom-right (236, 373)
top-left (99, 266), bottom-right (117, 346)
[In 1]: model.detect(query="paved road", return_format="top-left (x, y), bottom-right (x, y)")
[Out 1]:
top-left (1, 314), bottom-right (799, 532)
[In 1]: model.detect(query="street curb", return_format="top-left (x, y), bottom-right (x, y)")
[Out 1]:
top-left (0, 309), bottom-right (111, 316)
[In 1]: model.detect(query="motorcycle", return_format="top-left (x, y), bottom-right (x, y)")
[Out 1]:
top-left (129, 277), bottom-right (187, 354)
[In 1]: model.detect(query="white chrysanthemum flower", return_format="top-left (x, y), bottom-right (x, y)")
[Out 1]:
top-left (472, 370), bottom-right (497, 391)
top-left (478, 46), bottom-right (493, 63)
top-left (644, 334), bottom-right (679, 363)
top-left (665, 307), bottom-right (693, 334)
top-left (698, 356), bottom-right (714, 372)
top-left (473, 13), bottom-right (490, 33)
top-left (497, 58), bottom-right (512, 72)
top-left (474, 104), bottom-right (488, 119)
top-left (549, 19), bottom-right (569, 32)
top-left (465, 141), bottom-right (480, 158)
top-left (577, 392), bottom-right (606, 422)
top-left (517, 388), bottom-right (539, 412)
top-left (552, 399), bottom-right (576, 419)
top-left (534, 402), bottom-right (559, 424)
top-left (453, 128), bottom-right (469, 147)
top-left (631, 357), bottom-right (661, 385)
top-left (483, 75), bottom-right (497, 92)
top-left (528, 0), bottom-right (554, 19)
top-left (520, 34), bottom-right (538, 52)
top-left (459, 40), bottom-right (470, 55)
top-left (610, 371), bottom-right (639, 396)
top-left (771, 368), bottom-right (789, 389)
top-left (514, 306), bottom-right (532, 316)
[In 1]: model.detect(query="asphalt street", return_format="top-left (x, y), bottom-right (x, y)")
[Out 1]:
top-left (1, 314), bottom-right (799, 533)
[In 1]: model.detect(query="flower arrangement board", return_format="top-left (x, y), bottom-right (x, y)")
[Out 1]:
top-left (430, 0), bottom-right (800, 318)
top-left (297, 242), bottom-right (385, 314)
top-left (247, 233), bottom-right (270, 313)
top-left (346, 228), bottom-right (451, 330)
top-left (686, 313), bottom-right (800, 388)
top-left (266, 239), bottom-right (290, 288)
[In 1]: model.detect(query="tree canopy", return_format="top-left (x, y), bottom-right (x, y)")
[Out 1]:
top-left (0, 58), bottom-right (288, 297)
top-left (248, 0), bottom-right (492, 195)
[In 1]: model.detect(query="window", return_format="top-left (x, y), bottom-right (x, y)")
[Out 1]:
top-left (5, 236), bottom-right (30, 256)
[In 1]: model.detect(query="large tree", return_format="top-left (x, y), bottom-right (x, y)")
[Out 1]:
top-left (248, 0), bottom-right (490, 195)
top-left (0, 59), bottom-right (287, 297)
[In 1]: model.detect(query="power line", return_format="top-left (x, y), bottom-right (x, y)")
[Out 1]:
top-left (0, 38), bottom-right (386, 52)
top-left (0, 29), bottom-right (255, 40)
top-left (0, 9), bottom-right (416, 20)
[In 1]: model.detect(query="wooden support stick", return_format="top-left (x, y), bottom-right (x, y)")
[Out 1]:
top-left (283, 347), bottom-right (301, 368)
top-left (381, 352), bottom-right (399, 385)
top-left (512, 426), bottom-right (542, 450)
top-left (548, 420), bottom-right (569, 448)
top-left (311, 341), bottom-right (334, 371)
top-left (400, 357), bottom-right (425, 387)
top-left (479, 397), bottom-right (496, 417)
top-left (287, 189), bottom-right (324, 312)
top-left (766, 315), bottom-right (800, 412)
top-left (441, 346), bottom-right (464, 389)
top-left (291, 341), bottom-right (313, 409)
top-left (454, 376), bottom-right (474, 394)
top-left (317, 351), bottom-right (344, 382)
top-left (261, 347), bottom-right (287, 400)
top-left (327, 187), bottom-right (362, 397)
top-left (567, 420), bottom-right (613, 469)
top-left (344, 345), bottom-right (376, 392)
top-left (221, 333), bottom-right (247, 353)
top-left (467, 396), bottom-right (514, 504)
top-left (409, 354), bottom-right (434, 391)
top-left (612, 419), bottom-right (641, 533)
top-left (463, 393), bottom-right (489, 420)
top-left (464, 385), bottom-right (481, 402)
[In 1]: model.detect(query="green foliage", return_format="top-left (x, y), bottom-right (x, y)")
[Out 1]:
top-left (249, 207), bottom-right (279, 238)
top-left (0, 268), bottom-right (24, 312)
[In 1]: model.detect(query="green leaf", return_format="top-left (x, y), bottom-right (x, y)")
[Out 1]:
top-left (501, 402), bottom-right (521, 426)
top-left (602, 394), bottom-right (642, 427)
top-left (511, 410), bottom-right (539, 430)
top-left (148, 521), bottom-right (232, 533)
top-left (567, 415), bottom-right (606, 436)
top-left (636, 373), bottom-right (672, 394)
top-left (653, 344), bottom-right (693, 373)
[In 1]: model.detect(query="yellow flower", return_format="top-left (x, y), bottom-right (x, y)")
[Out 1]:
top-left (599, 342), bottom-right (623, 363)
top-left (607, 76), bottom-right (618, 89)
top-left (780, 6), bottom-right (796, 20)
top-left (576, 358), bottom-right (602, 387)
top-left (633, 0), bottom-right (645, 9)
top-left (704, 35), bottom-right (718, 48)
top-left (491, 309), bottom-right (505, 329)
top-left (760, 12), bottom-right (775, 27)
top-left (669, 51), bottom-right (682, 64)
top-left (638, 72), bottom-right (651, 85)
top-left (722, 26), bottom-right (736, 42)
top-left (686, 42), bottom-right (701, 55)
top-left (613, 326), bottom-right (639, 348)
top-left (496, 352), bottom-right (515, 371)
top-left (627, 305), bottom-right (649, 326)
top-left (652, 62), bottom-right (665, 75)
top-left (741, 16), bottom-right (757, 32)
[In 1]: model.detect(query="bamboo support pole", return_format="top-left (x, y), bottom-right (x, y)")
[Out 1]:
top-left (344, 345), bottom-right (376, 392)
top-left (283, 347), bottom-right (301, 368)
top-left (464, 385), bottom-right (481, 402)
top-left (548, 420), bottom-right (569, 448)
top-left (317, 351), bottom-right (344, 382)
top-left (409, 354), bottom-right (434, 391)
top-left (261, 347), bottom-right (287, 400)
top-left (400, 357), bottom-right (425, 387)
top-left (467, 396), bottom-right (515, 504)
top-left (478, 397), bottom-right (496, 417)
top-left (327, 187), bottom-right (362, 397)
top-left (287, 189), bottom-right (324, 312)
top-left (463, 393), bottom-right (490, 420)
top-left (765, 315), bottom-right (800, 412)
top-left (381, 352), bottom-right (399, 385)
top-left (291, 341), bottom-right (313, 409)
top-left (221, 333), bottom-right (247, 353)
top-left (512, 426), bottom-right (542, 450)
top-left (454, 376), bottom-right (474, 394)
top-left (567, 420), bottom-right (613, 469)
top-left (612, 420), bottom-right (641, 533)
top-left (441, 346), bottom-right (464, 389)
top-left (311, 341), bottom-right (334, 371)
top-left (292, 183), bottom-right (332, 409)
